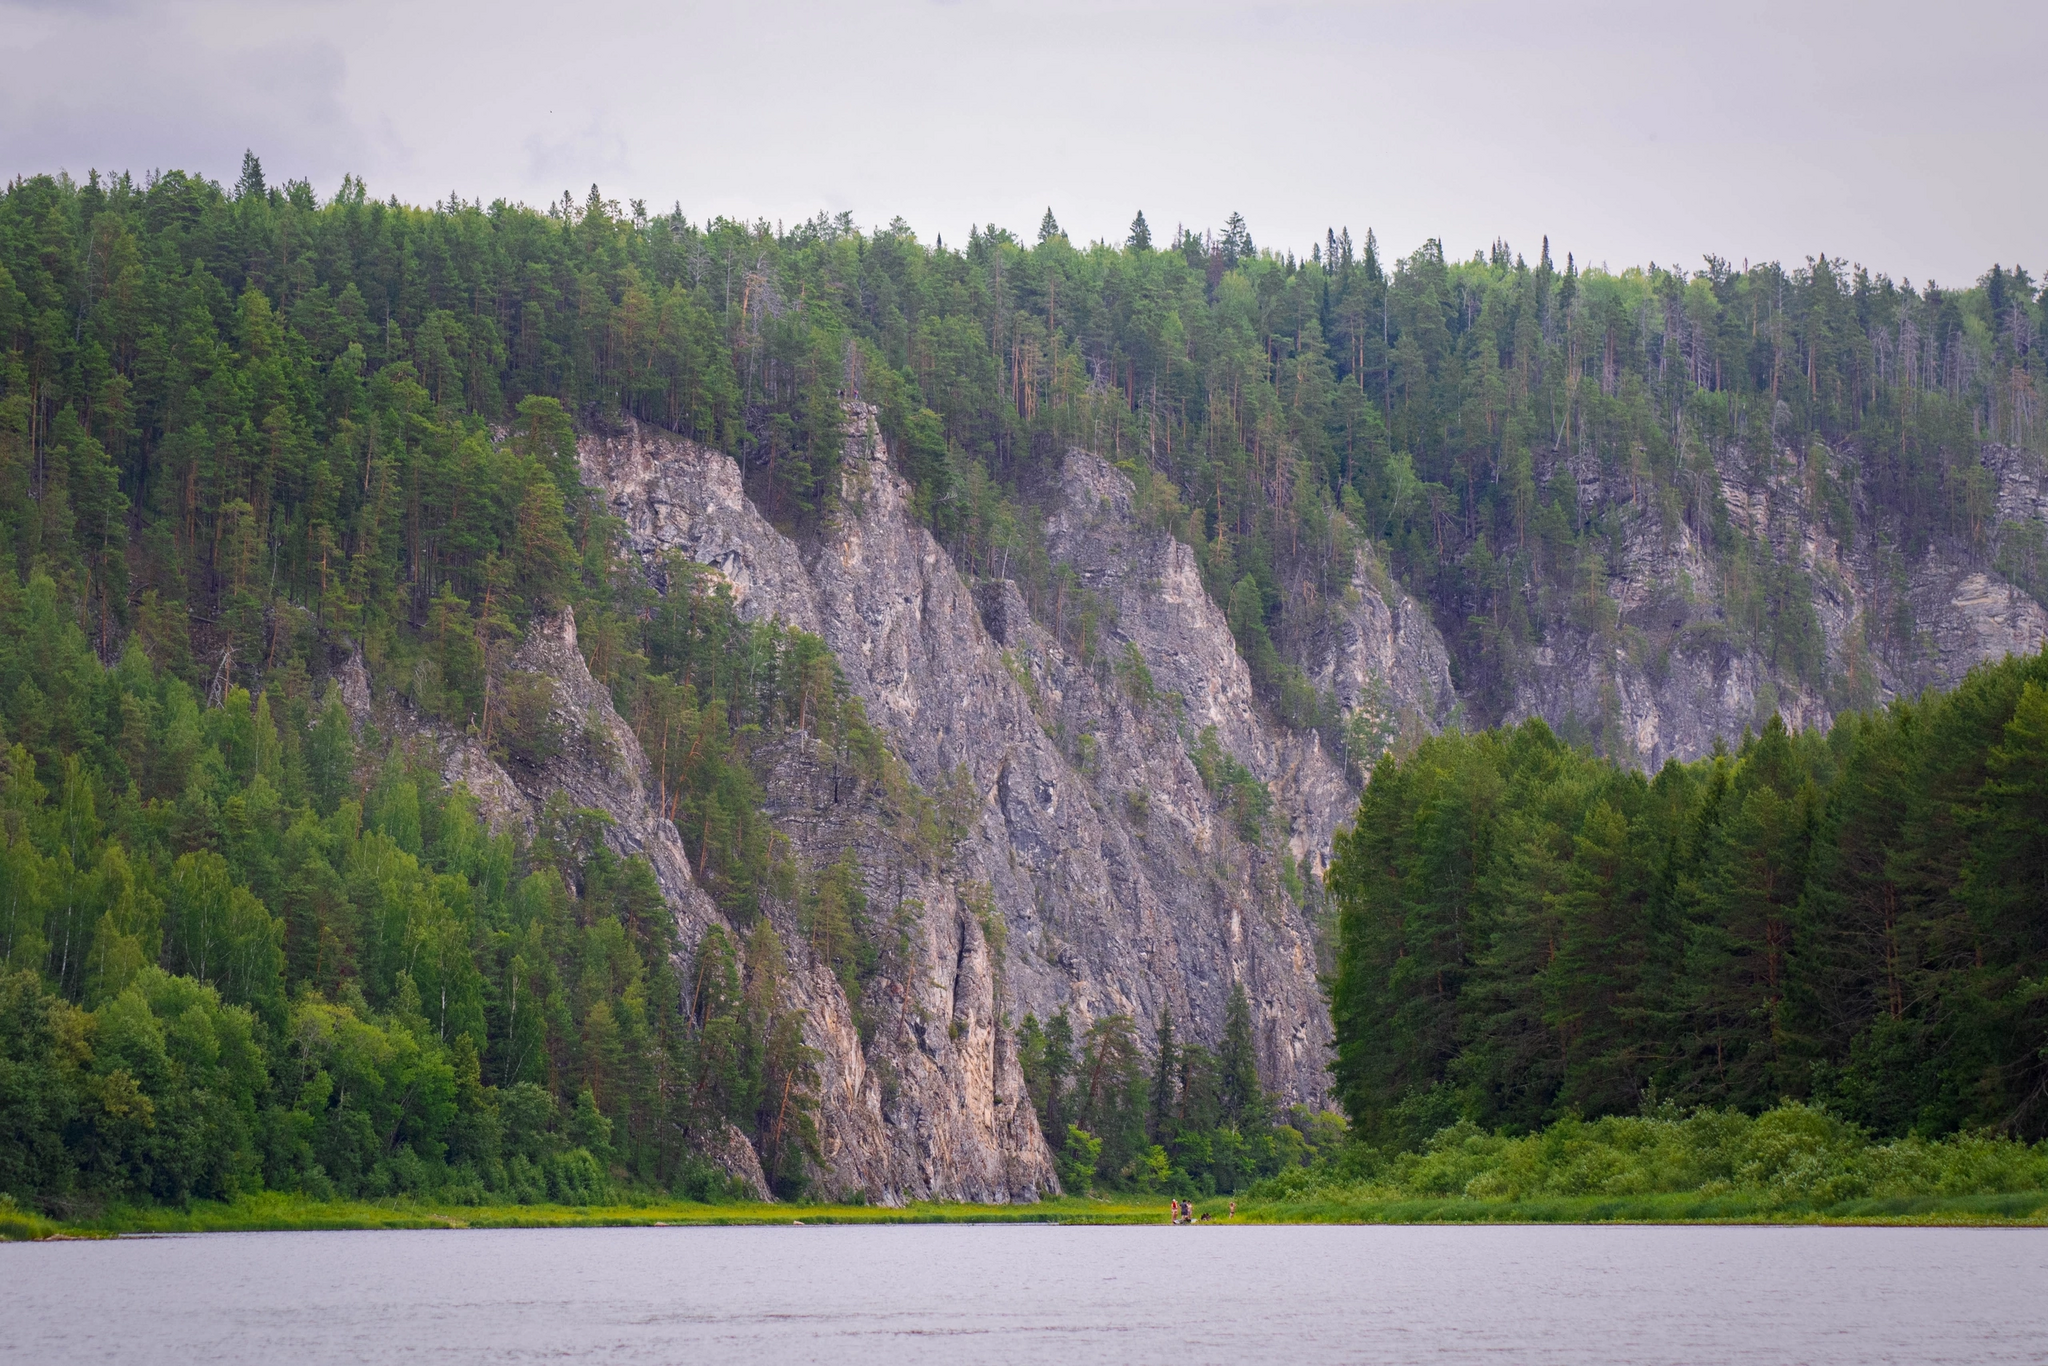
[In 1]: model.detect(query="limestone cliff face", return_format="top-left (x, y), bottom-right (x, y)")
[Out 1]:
top-left (1493, 440), bottom-right (2048, 768)
top-left (340, 614), bottom-right (724, 944)
top-left (577, 412), bottom-right (1455, 1112)
top-left (1042, 451), bottom-right (1350, 881)
top-left (751, 741), bottom-right (1050, 1202)
top-left (511, 611), bottom-right (724, 947)
top-left (574, 415), bottom-right (1058, 1200)
top-left (1285, 545), bottom-right (1459, 756)
top-left (341, 596), bottom-right (1053, 1204)
top-left (537, 410), bottom-right (2042, 1188)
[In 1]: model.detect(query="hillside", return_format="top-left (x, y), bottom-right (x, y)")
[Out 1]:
top-left (1, 161), bottom-right (2044, 1205)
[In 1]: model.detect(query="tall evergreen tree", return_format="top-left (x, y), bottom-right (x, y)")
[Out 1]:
top-left (1219, 983), bottom-right (1264, 1128)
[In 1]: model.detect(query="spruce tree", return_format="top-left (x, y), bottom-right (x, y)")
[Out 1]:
top-left (1149, 1007), bottom-right (1177, 1140)
top-left (1219, 983), bottom-right (1263, 1128)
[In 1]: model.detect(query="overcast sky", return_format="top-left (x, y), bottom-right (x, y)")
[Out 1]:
top-left (3, 0), bottom-right (2039, 285)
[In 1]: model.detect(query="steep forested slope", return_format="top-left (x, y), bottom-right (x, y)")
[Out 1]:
top-left (2, 156), bottom-right (2045, 1206)
top-left (7, 161), bottom-right (2044, 760)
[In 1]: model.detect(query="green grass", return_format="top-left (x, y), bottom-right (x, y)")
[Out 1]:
top-left (1231, 1189), bottom-right (2048, 1226)
top-left (27, 1192), bottom-right (1151, 1237)
top-left (9, 1188), bottom-right (2046, 1239)
top-left (0, 1205), bottom-right (69, 1241)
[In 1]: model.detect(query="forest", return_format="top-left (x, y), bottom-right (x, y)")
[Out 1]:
top-left (1327, 651), bottom-right (2048, 1150)
top-left (0, 560), bottom-right (858, 1205)
top-left (0, 153), bottom-right (2044, 1208)
top-left (1016, 985), bottom-right (1343, 1198)
top-left (3, 157), bottom-right (2041, 745)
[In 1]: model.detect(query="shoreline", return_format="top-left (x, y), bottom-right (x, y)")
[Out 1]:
top-left (8, 1190), bottom-right (2046, 1239)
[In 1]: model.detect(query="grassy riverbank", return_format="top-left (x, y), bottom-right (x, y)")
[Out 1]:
top-left (9, 1188), bottom-right (2047, 1240)
top-left (1230, 1189), bottom-right (2048, 1226)
top-left (13, 1192), bottom-right (1108, 1237)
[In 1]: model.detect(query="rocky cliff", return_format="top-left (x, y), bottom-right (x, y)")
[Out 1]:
top-left (1493, 439), bottom-right (2048, 768)
top-left (341, 586), bottom-right (1056, 1205)
top-left (576, 408), bottom-right (1459, 1122)
top-left (360, 399), bottom-right (2048, 1195)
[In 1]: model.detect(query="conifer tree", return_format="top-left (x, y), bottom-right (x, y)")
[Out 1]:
top-left (1149, 1006), bottom-right (1178, 1140)
top-left (1219, 983), bottom-right (1264, 1128)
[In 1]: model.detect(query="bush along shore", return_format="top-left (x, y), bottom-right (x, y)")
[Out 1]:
top-left (1240, 1100), bottom-right (2048, 1218)
top-left (8, 1100), bottom-right (2045, 1237)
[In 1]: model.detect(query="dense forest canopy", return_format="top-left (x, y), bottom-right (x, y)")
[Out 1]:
top-left (1327, 650), bottom-right (2048, 1149)
top-left (1, 155), bottom-right (2043, 1206)
top-left (3, 158), bottom-right (2039, 737)
top-left (0, 562), bottom-right (846, 1204)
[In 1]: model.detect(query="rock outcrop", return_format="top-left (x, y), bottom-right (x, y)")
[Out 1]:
top-left (466, 399), bottom-right (2048, 1189)
top-left (578, 412), bottom-right (1454, 1110)
top-left (751, 742), bottom-right (1051, 1202)
top-left (340, 616), bottom-right (726, 947)
top-left (1494, 439), bottom-right (2048, 768)
top-left (1044, 450), bottom-right (1447, 880)
top-left (1287, 546), bottom-right (1459, 757)
top-left (574, 415), bottom-right (1062, 1200)
top-left (340, 580), bottom-right (1053, 1203)
top-left (510, 610), bottom-right (725, 947)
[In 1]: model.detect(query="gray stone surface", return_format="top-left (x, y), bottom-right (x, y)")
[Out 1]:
top-left (358, 402), bottom-right (2048, 1194)
top-left (577, 412), bottom-right (1464, 1109)
top-left (340, 593), bottom-right (1052, 1203)
top-left (1498, 440), bottom-right (2048, 767)
top-left (580, 414), bottom-right (1057, 1200)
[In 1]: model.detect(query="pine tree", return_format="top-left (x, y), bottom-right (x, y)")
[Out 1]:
top-left (1042, 1006), bottom-right (1075, 1134)
top-left (236, 150), bottom-right (265, 202)
top-left (1149, 1006), bottom-right (1177, 1140)
top-left (1219, 983), bottom-right (1264, 1128)
top-left (1221, 212), bottom-right (1253, 267)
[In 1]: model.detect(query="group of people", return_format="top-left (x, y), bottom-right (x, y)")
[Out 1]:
top-left (1167, 1199), bottom-right (1236, 1224)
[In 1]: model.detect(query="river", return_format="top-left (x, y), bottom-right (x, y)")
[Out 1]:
top-left (6, 1223), bottom-right (2045, 1363)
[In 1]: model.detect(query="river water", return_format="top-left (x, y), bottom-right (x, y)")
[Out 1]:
top-left (5, 1223), bottom-right (2045, 1363)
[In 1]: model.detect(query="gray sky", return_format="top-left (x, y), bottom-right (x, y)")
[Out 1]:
top-left (4, 0), bottom-right (2040, 285)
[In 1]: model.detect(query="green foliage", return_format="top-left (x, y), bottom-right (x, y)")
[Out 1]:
top-left (0, 591), bottom-right (817, 1209)
top-left (1017, 1007), bottom-right (1074, 1140)
top-left (598, 556), bottom-right (902, 923)
top-left (802, 850), bottom-right (873, 1013)
top-left (1112, 641), bottom-right (1156, 707)
top-left (1329, 652), bottom-right (2048, 1146)
top-left (1023, 991), bottom-right (1305, 1197)
top-left (1249, 1100), bottom-right (2048, 1209)
top-left (1057, 1124), bottom-right (1103, 1190)
top-left (12, 170), bottom-right (2029, 753)
top-left (683, 920), bottom-right (819, 1199)
top-left (1189, 727), bottom-right (1272, 842)
top-left (2, 164), bottom-right (2041, 1211)
top-left (1219, 984), bottom-right (1267, 1130)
